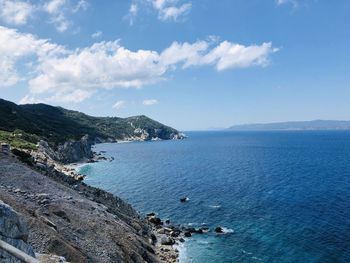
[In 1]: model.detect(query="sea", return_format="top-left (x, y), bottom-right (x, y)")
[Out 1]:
top-left (77, 131), bottom-right (350, 263)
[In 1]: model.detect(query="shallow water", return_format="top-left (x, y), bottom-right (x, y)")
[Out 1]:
top-left (79, 131), bottom-right (350, 262)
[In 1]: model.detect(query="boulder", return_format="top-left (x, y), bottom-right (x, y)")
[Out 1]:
top-left (160, 237), bottom-right (175, 246)
top-left (0, 201), bottom-right (36, 262)
top-left (184, 231), bottom-right (191, 237)
top-left (148, 216), bottom-right (162, 226)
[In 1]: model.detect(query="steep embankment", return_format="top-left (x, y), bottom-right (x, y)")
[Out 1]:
top-left (0, 98), bottom-right (184, 149)
top-left (0, 154), bottom-right (161, 263)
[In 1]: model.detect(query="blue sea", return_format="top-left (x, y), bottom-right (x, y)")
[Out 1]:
top-left (78, 131), bottom-right (350, 263)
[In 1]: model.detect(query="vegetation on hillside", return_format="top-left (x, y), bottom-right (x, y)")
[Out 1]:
top-left (0, 98), bottom-right (180, 148)
top-left (0, 130), bottom-right (38, 150)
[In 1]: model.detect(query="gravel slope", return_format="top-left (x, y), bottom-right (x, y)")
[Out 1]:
top-left (0, 153), bottom-right (161, 263)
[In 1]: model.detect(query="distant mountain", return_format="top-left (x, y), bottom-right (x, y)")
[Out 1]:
top-left (0, 98), bottom-right (183, 149)
top-left (229, 120), bottom-right (350, 131)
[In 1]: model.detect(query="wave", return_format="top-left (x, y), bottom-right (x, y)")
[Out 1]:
top-left (209, 205), bottom-right (221, 209)
top-left (241, 249), bottom-right (253, 255)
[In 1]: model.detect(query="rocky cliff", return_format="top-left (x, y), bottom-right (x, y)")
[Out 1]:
top-left (0, 200), bottom-right (36, 262)
top-left (37, 135), bottom-right (93, 164)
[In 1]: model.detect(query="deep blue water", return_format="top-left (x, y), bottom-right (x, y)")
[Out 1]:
top-left (79, 131), bottom-right (350, 263)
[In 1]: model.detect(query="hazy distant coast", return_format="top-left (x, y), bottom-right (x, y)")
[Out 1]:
top-left (229, 120), bottom-right (350, 131)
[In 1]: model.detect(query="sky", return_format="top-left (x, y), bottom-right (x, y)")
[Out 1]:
top-left (0, 0), bottom-right (350, 130)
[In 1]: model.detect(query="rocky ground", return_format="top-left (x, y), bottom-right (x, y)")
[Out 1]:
top-left (0, 153), bottom-right (180, 263)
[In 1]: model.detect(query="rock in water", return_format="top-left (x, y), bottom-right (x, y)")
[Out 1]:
top-left (180, 197), bottom-right (189, 203)
top-left (0, 200), bottom-right (36, 262)
top-left (215, 227), bottom-right (224, 233)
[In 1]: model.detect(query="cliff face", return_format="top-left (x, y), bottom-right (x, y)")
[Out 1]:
top-left (56, 135), bottom-right (93, 163)
top-left (37, 135), bottom-right (93, 164)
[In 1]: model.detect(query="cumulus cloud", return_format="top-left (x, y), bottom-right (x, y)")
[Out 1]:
top-left (0, 0), bottom-right (34, 25)
top-left (0, 26), bottom-right (277, 104)
top-left (143, 99), bottom-right (158, 106)
top-left (0, 26), bottom-right (65, 87)
top-left (112, 100), bottom-right (126, 110)
top-left (151, 0), bottom-right (191, 21)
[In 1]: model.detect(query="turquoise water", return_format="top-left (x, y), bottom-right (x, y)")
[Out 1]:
top-left (79, 131), bottom-right (350, 262)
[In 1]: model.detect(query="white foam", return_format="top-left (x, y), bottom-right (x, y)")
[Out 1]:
top-left (176, 242), bottom-right (188, 263)
top-left (209, 205), bottom-right (221, 208)
top-left (221, 227), bottom-right (234, 234)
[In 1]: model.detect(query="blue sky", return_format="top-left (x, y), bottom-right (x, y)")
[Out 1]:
top-left (0, 0), bottom-right (350, 130)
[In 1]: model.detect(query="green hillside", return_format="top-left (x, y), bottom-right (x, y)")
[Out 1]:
top-left (0, 98), bottom-right (181, 149)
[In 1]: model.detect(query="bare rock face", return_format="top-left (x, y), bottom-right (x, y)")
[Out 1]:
top-left (0, 200), bottom-right (36, 262)
top-left (38, 135), bottom-right (93, 164)
top-left (56, 135), bottom-right (93, 164)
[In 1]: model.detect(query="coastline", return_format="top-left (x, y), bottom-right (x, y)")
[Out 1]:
top-left (73, 148), bottom-right (185, 263)
top-left (4, 139), bottom-right (186, 262)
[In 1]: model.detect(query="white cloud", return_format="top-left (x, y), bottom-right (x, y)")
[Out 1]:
top-left (0, 26), bottom-right (65, 88)
top-left (151, 0), bottom-right (192, 21)
top-left (112, 100), bottom-right (126, 110)
top-left (72, 0), bottom-right (88, 13)
top-left (276, 0), bottom-right (298, 7)
top-left (125, 2), bottom-right (139, 25)
top-left (43, 0), bottom-right (70, 32)
top-left (0, 0), bottom-right (34, 25)
top-left (42, 0), bottom-right (88, 32)
top-left (0, 26), bottom-right (277, 104)
top-left (44, 0), bottom-right (66, 14)
top-left (143, 99), bottom-right (158, 106)
top-left (0, 0), bottom-right (87, 31)
top-left (130, 3), bottom-right (138, 17)
top-left (160, 41), bottom-right (278, 71)
top-left (201, 41), bottom-right (278, 71)
top-left (159, 3), bottom-right (192, 21)
top-left (91, 31), bottom-right (102, 39)
top-left (160, 41), bottom-right (209, 67)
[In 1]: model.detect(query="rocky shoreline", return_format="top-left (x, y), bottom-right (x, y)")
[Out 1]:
top-left (31, 139), bottom-right (228, 263)
top-left (1, 139), bottom-right (184, 262)
top-left (1, 135), bottom-right (232, 263)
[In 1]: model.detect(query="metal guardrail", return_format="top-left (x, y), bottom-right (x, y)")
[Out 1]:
top-left (0, 239), bottom-right (39, 263)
